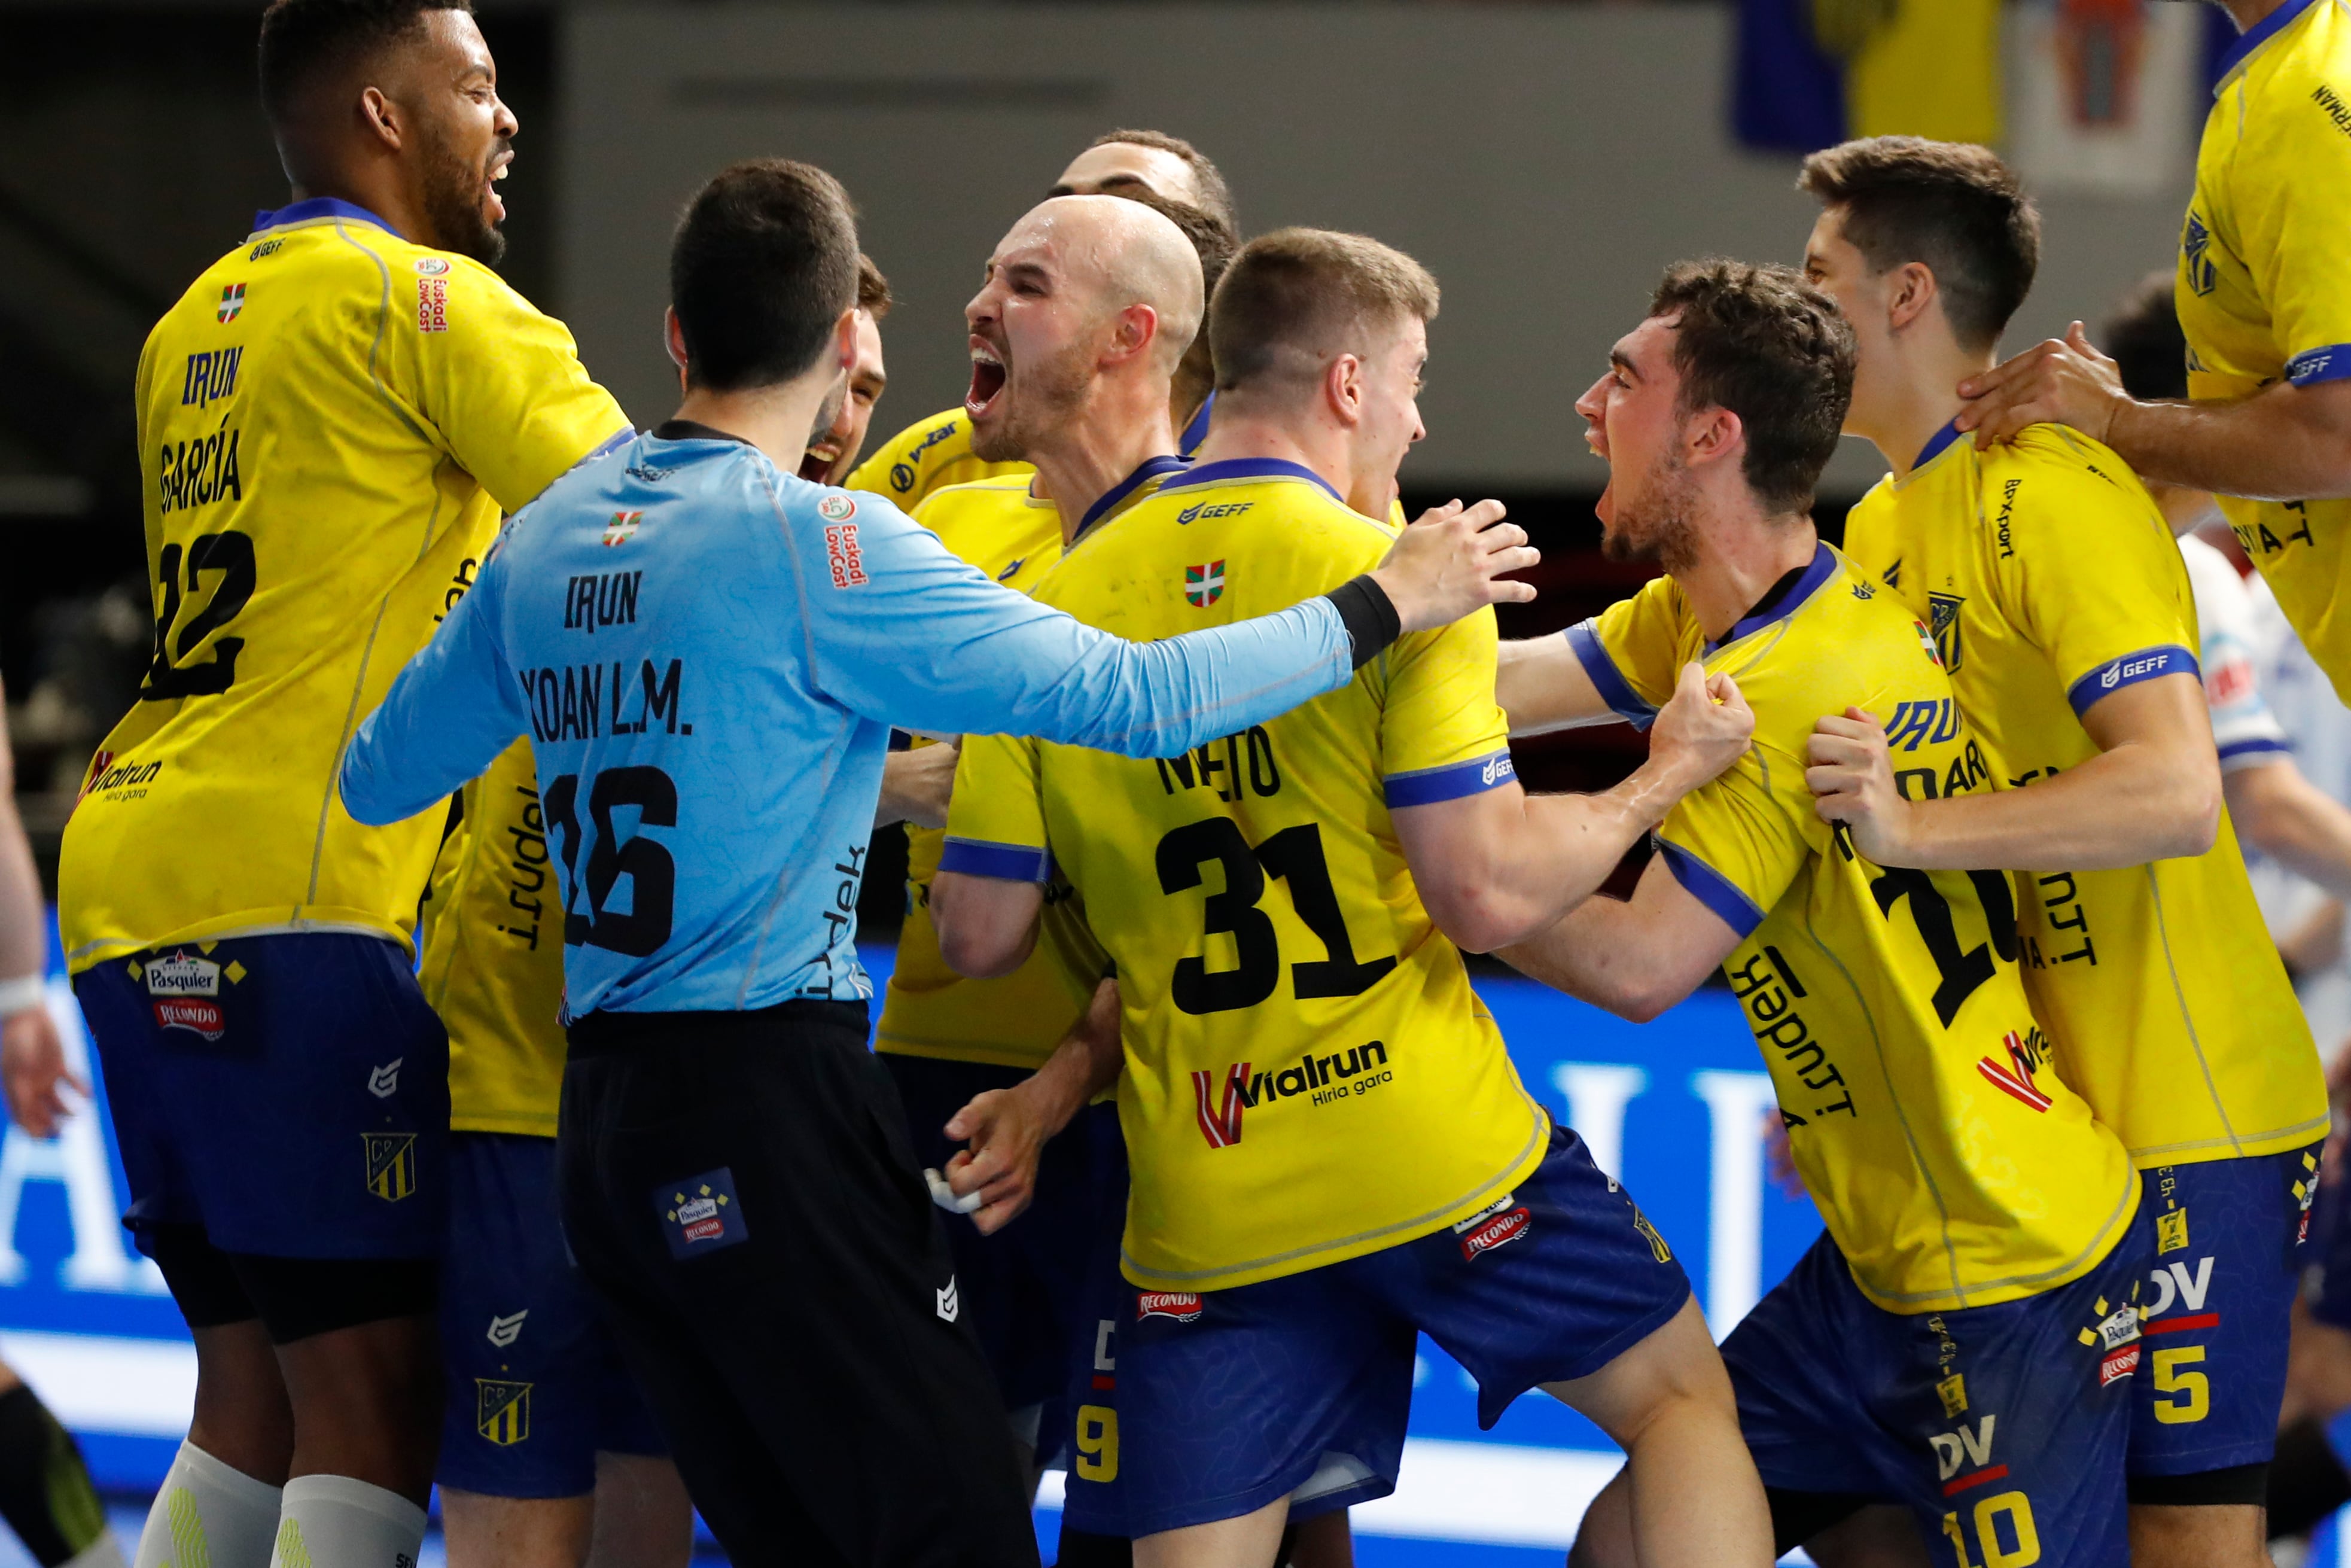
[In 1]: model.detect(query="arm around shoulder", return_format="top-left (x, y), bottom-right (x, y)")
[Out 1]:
top-left (1498, 852), bottom-right (1745, 1022)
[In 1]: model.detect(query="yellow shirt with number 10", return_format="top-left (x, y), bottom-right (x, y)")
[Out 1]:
top-left (1577, 543), bottom-right (2138, 1313)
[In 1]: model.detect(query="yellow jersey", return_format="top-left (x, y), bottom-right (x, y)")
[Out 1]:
top-left (950, 458), bottom-right (1547, 1293)
top-left (844, 407), bottom-right (1030, 510)
top-left (1844, 423), bottom-right (2326, 1168)
top-left (1579, 543), bottom-right (2139, 1313)
top-left (876, 466), bottom-right (1183, 1068)
top-left (2179, 0), bottom-right (2351, 702)
top-left (59, 199), bottom-right (627, 973)
top-left (415, 738), bottom-right (567, 1135)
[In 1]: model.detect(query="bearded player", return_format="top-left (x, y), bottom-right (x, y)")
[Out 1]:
top-left (934, 229), bottom-right (1768, 1568)
top-left (59, 5), bottom-right (629, 1566)
top-left (848, 130), bottom-right (1237, 508)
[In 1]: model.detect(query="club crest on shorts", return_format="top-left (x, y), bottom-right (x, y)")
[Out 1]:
top-left (1136, 1292), bottom-right (1202, 1323)
top-left (475, 1378), bottom-right (532, 1445)
top-left (1631, 1205), bottom-right (1673, 1263)
top-left (362, 1132), bottom-right (417, 1202)
top-left (654, 1168), bottom-right (748, 1259)
top-left (1184, 561), bottom-right (1225, 607)
top-left (1453, 1194), bottom-right (1531, 1261)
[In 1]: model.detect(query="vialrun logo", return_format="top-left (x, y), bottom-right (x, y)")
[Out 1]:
top-left (1189, 1043), bottom-right (1394, 1147)
top-left (1976, 1028), bottom-right (2053, 1113)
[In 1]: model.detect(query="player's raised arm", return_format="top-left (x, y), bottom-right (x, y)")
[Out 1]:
top-left (798, 488), bottom-right (1536, 760)
top-left (1397, 661), bottom-right (1751, 952)
top-left (339, 547), bottom-right (529, 826)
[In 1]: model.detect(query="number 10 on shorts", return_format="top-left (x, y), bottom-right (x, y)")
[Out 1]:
top-left (1941, 1490), bottom-right (2040, 1568)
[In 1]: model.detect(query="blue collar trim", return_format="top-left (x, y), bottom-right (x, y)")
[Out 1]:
top-left (1708, 541), bottom-right (1838, 654)
top-left (1179, 391), bottom-right (1216, 457)
top-left (1075, 454), bottom-right (1191, 538)
top-left (1914, 419), bottom-right (1964, 472)
top-left (1161, 457), bottom-right (1342, 503)
top-left (252, 197), bottom-right (399, 237)
top-left (2216, 0), bottom-right (2317, 86)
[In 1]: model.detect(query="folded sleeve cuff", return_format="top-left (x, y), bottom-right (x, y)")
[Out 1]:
top-left (1658, 840), bottom-right (1764, 938)
top-left (1566, 622), bottom-right (1658, 732)
top-left (2065, 645), bottom-right (2200, 717)
top-left (1384, 750), bottom-right (1517, 809)
top-left (2288, 345), bottom-right (2351, 386)
top-left (937, 837), bottom-right (1055, 884)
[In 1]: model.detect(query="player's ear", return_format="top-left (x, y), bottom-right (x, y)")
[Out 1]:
top-left (832, 307), bottom-right (860, 373)
top-left (1887, 261), bottom-right (1938, 335)
top-left (1325, 352), bottom-right (1366, 429)
top-left (1685, 405), bottom-right (1742, 471)
top-left (358, 84), bottom-right (403, 153)
top-left (663, 307), bottom-right (690, 393)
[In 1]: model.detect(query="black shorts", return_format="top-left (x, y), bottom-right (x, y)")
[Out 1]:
top-left (558, 1000), bottom-right (1037, 1568)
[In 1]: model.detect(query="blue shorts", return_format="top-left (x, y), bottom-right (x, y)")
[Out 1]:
top-left (2306, 1147), bottom-right (2351, 1330)
top-left (1111, 1124), bottom-right (1690, 1538)
top-left (1725, 1211), bottom-right (2154, 1568)
top-left (437, 1132), bottom-right (666, 1498)
top-left (1050, 1130), bottom-right (1131, 1539)
top-left (881, 1053), bottom-right (1116, 1450)
top-left (2129, 1146), bottom-right (2319, 1478)
top-left (77, 933), bottom-right (448, 1259)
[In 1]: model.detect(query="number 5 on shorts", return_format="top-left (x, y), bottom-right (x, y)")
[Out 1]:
top-left (1941, 1490), bottom-right (2041, 1568)
top-left (2152, 1345), bottom-right (2210, 1424)
top-left (1074, 1404), bottom-right (1118, 1482)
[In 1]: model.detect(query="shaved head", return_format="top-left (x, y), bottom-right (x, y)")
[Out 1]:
top-left (964, 194), bottom-right (1206, 462)
top-left (1007, 194), bottom-right (1202, 373)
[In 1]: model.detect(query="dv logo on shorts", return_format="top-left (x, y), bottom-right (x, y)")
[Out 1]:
top-left (1453, 1194), bottom-right (1531, 1262)
top-left (654, 1168), bottom-right (747, 1259)
top-left (1930, 1415), bottom-right (2002, 1495)
top-left (1136, 1292), bottom-right (1202, 1323)
top-left (362, 1134), bottom-right (417, 1202)
top-left (476, 1379), bottom-right (532, 1446)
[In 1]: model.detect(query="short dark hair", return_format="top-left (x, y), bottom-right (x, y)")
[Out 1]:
top-left (670, 160), bottom-right (860, 393)
top-left (856, 253), bottom-right (893, 319)
top-left (1649, 259), bottom-right (1854, 515)
top-left (2102, 269), bottom-right (2186, 402)
top-left (1798, 136), bottom-right (2041, 353)
top-left (258, 0), bottom-right (469, 127)
top-left (1211, 229), bottom-right (1438, 396)
top-left (1089, 129), bottom-right (1237, 232)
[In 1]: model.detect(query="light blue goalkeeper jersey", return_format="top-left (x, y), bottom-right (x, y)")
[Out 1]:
top-left (340, 422), bottom-right (1360, 1017)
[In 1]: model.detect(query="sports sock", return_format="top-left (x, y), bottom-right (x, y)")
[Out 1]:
top-left (135, 1441), bottom-right (282, 1568)
top-left (266, 1476), bottom-right (425, 1568)
top-left (0, 1383), bottom-right (118, 1568)
top-left (2271, 1416), bottom-right (2351, 1539)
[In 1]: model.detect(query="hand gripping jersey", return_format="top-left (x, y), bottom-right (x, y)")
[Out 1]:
top-left (875, 465), bottom-right (1183, 1069)
top-left (948, 458), bottom-right (1547, 1294)
top-left (1576, 543), bottom-right (2139, 1313)
top-left (340, 431), bottom-right (1368, 1018)
top-left (1844, 423), bottom-right (2325, 1168)
top-left (418, 738), bottom-right (568, 1135)
top-left (2180, 533), bottom-right (2294, 774)
top-left (59, 199), bottom-right (628, 973)
top-left (2178, 0), bottom-right (2351, 704)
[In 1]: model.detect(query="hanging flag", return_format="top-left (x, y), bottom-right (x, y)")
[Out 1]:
top-left (2011, 0), bottom-right (2201, 197)
top-left (1733, 0), bottom-right (2004, 154)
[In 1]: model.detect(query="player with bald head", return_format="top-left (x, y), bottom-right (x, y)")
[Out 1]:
top-left (846, 130), bottom-right (1239, 509)
top-left (867, 192), bottom-right (1213, 1558)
